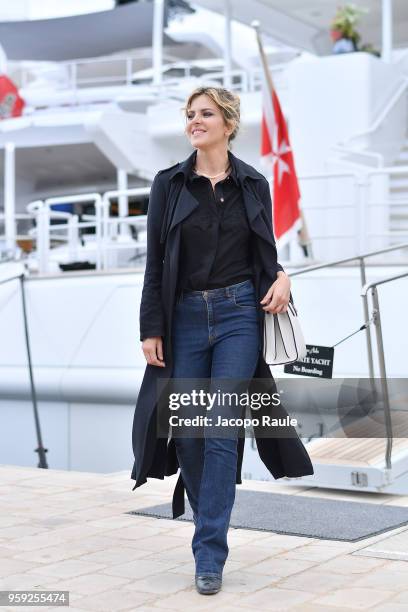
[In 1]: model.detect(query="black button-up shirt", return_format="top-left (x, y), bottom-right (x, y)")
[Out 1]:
top-left (177, 156), bottom-right (254, 292)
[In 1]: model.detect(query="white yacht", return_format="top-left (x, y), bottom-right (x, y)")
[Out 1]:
top-left (0, 0), bottom-right (407, 495)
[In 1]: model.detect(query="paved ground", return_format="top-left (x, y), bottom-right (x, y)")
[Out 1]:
top-left (1, 465), bottom-right (408, 611)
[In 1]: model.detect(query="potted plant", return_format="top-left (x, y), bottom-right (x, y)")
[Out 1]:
top-left (330, 3), bottom-right (369, 53)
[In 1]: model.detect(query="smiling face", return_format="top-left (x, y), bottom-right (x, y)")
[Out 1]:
top-left (185, 94), bottom-right (233, 150)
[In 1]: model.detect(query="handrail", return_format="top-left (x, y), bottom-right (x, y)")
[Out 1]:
top-left (362, 270), bottom-right (408, 295)
top-left (290, 242), bottom-right (408, 277)
top-left (330, 146), bottom-right (384, 168)
top-left (289, 244), bottom-right (408, 474)
top-left (18, 56), bottom-right (286, 109)
top-left (289, 241), bottom-right (408, 425)
top-left (360, 269), bottom-right (408, 471)
top-left (0, 271), bottom-right (48, 469)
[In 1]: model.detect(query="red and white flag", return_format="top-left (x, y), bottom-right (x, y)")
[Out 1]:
top-left (0, 75), bottom-right (25, 120)
top-left (260, 75), bottom-right (302, 247)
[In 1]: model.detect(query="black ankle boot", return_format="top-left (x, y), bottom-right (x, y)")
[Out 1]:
top-left (195, 573), bottom-right (222, 595)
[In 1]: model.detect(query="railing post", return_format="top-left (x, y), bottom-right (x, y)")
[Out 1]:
top-left (37, 203), bottom-right (50, 274)
top-left (370, 285), bottom-right (393, 470)
top-left (68, 214), bottom-right (79, 262)
top-left (356, 175), bottom-right (368, 254)
top-left (152, 0), bottom-right (164, 87)
top-left (94, 196), bottom-right (104, 271)
top-left (117, 169), bottom-right (129, 236)
top-left (359, 256), bottom-right (376, 382)
top-left (19, 275), bottom-right (48, 469)
top-left (223, 0), bottom-right (233, 89)
top-left (381, 0), bottom-right (393, 63)
top-left (4, 142), bottom-right (16, 252)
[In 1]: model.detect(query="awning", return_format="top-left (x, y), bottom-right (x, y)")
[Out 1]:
top-left (0, 3), bottom-right (175, 61)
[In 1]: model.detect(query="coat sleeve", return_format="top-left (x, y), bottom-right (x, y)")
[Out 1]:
top-left (259, 178), bottom-right (285, 275)
top-left (139, 173), bottom-right (166, 341)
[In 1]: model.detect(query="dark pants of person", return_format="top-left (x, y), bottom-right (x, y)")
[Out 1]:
top-left (171, 279), bottom-right (260, 576)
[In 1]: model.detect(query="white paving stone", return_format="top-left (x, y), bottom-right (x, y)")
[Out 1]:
top-left (314, 586), bottom-right (395, 609)
top-left (237, 586), bottom-right (316, 609)
top-left (1, 464), bottom-right (408, 611)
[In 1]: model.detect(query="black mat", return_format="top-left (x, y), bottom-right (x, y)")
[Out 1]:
top-left (128, 489), bottom-right (408, 542)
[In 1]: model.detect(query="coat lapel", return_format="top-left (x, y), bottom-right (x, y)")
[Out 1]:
top-left (227, 152), bottom-right (278, 250)
top-left (163, 149), bottom-right (277, 249)
top-left (167, 183), bottom-right (200, 235)
top-left (241, 184), bottom-right (277, 248)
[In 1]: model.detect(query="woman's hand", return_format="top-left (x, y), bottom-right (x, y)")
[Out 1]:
top-left (260, 271), bottom-right (291, 314)
top-left (142, 336), bottom-right (166, 367)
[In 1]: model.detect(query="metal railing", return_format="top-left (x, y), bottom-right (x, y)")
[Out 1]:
top-left (0, 271), bottom-right (48, 469)
top-left (18, 56), bottom-right (288, 111)
top-left (18, 190), bottom-right (150, 273)
top-left (26, 195), bottom-right (105, 272)
top-left (2, 165), bottom-right (408, 273)
top-left (291, 242), bottom-right (408, 472)
top-left (361, 270), bottom-right (408, 470)
top-left (293, 166), bottom-right (408, 255)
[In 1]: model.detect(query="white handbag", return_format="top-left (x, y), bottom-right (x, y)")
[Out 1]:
top-left (263, 299), bottom-right (307, 365)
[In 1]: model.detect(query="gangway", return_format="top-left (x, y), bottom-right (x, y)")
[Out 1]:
top-left (285, 245), bottom-right (408, 494)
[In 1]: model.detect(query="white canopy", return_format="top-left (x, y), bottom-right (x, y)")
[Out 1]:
top-left (0, 3), bottom-right (176, 61)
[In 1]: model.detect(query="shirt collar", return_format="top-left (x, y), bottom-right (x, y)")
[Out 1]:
top-left (187, 149), bottom-right (239, 187)
top-left (167, 149), bottom-right (265, 184)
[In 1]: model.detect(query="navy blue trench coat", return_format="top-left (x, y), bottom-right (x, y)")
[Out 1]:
top-left (131, 149), bottom-right (314, 517)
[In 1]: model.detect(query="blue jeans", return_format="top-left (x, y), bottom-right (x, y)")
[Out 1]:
top-left (171, 279), bottom-right (261, 576)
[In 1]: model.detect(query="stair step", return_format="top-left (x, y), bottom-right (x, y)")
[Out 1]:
top-left (390, 206), bottom-right (408, 213)
top-left (390, 186), bottom-right (408, 195)
top-left (388, 226), bottom-right (408, 233)
top-left (390, 218), bottom-right (408, 224)
top-left (390, 177), bottom-right (408, 188)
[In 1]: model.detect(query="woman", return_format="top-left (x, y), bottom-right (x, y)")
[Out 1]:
top-left (131, 86), bottom-right (314, 595)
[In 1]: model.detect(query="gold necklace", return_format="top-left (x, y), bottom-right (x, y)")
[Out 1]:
top-left (193, 163), bottom-right (231, 180)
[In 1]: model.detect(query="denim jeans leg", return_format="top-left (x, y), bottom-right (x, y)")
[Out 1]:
top-left (173, 437), bottom-right (203, 523)
top-left (193, 282), bottom-right (260, 575)
top-left (171, 297), bottom-right (210, 522)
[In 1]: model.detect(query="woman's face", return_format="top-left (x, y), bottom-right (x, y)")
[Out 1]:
top-left (185, 94), bottom-right (232, 150)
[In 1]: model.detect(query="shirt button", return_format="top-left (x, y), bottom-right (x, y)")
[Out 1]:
top-left (220, 197), bottom-right (224, 202)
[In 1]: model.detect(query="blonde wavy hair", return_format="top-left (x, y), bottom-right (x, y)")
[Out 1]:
top-left (181, 86), bottom-right (241, 147)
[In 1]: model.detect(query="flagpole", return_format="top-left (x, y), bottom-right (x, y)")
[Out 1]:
top-left (251, 20), bottom-right (314, 260)
top-left (298, 208), bottom-right (313, 258)
top-left (252, 21), bottom-right (275, 96)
